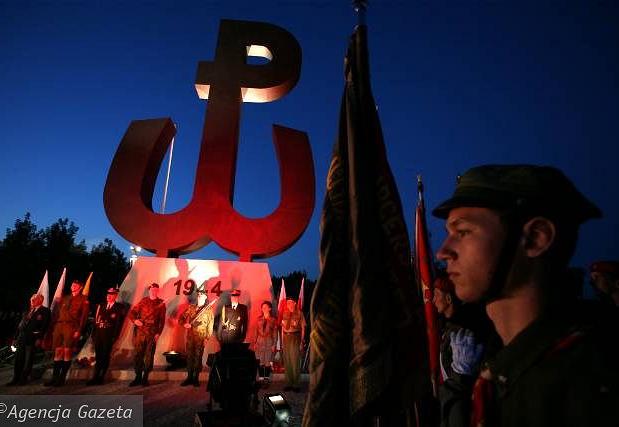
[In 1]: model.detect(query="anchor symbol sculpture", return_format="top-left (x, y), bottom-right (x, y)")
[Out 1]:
top-left (103, 20), bottom-right (315, 261)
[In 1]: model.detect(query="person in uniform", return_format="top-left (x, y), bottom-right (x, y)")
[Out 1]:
top-left (589, 261), bottom-right (619, 307)
top-left (217, 289), bottom-right (248, 344)
top-left (86, 287), bottom-right (125, 385)
top-left (45, 280), bottom-right (89, 387)
top-left (281, 296), bottom-right (306, 392)
top-left (433, 164), bottom-right (619, 427)
top-left (6, 293), bottom-right (51, 385)
top-left (179, 286), bottom-right (215, 387)
top-left (252, 301), bottom-right (277, 386)
top-left (128, 282), bottom-right (166, 387)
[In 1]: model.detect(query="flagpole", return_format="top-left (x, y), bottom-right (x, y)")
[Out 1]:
top-left (161, 123), bottom-right (176, 213)
top-left (352, 0), bottom-right (367, 26)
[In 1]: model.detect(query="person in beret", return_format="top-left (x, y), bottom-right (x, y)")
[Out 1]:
top-left (433, 164), bottom-right (619, 427)
top-left (86, 287), bottom-right (125, 385)
top-left (45, 280), bottom-right (89, 387)
top-left (179, 286), bottom-right (215, 387)
top-left (128, 282), bottom-right (166, 386)
top-left (217, 289), bottom-right (248, 344)
top-left (590, 261), bottom-right (619, 307)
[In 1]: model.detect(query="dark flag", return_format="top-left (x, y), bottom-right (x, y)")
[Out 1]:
top-left (414, 176), bottom-right (440, 396)
top-left (303, 25), bottom-right (429, 427)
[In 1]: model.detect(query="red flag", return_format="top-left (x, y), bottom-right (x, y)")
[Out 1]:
top-left (414, 176), bottom-right (440, 395)
top-left (303, 25), bottom-right (429, 427)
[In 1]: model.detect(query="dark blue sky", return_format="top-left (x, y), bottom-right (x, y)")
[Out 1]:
top-left (1, 1), bottom-right (618, 280)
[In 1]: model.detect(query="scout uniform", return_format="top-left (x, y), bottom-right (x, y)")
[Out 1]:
top-left (179, 294), bottom-right (214, 386)
top-left (128, 283), bottom-right (166, 386)
top-left (432, 165), bottom-right (619, 427)
top-left (281, 300), bottom-right (306, 390)
top-left (45, 290), bottom-right (89, 386)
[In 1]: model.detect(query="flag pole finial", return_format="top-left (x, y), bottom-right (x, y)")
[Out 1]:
top-left (417, 174), bottom-right (424, 201)
top-left (352, 0), bottom-right (368, 26)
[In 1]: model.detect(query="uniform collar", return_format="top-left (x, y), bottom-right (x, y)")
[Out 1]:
top-left (486, 305), bottom-right (576, 393)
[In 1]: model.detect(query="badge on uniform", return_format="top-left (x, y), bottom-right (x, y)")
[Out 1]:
top-left (111, 313), bottom-right (116, 319)
top-left (237, 316), bottom-right (241, 321)
top-left (36, 314), bottom-right (42, 320)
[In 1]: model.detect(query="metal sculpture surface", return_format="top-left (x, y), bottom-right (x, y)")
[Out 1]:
top-left (104, 20), bottom-right (315, 260)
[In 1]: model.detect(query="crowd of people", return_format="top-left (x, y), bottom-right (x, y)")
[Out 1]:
top-left (4, 162), bottom-right (619, 426)
top-left (5, 283), bottom-right (307, 393)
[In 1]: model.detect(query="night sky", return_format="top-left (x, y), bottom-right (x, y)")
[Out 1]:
top-left (1, 1), bottom-right (617, 282)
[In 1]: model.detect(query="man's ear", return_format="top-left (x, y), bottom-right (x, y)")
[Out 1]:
top-left (445, 294), bottom-right (452, 305)
top-left (522, 217), bottom-right (556, 258)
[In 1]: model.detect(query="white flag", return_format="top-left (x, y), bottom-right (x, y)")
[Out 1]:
top-left (37, 270), bottom-right (49, 308)
top-left (298, 277), bottom-right (305, 312)
top-left (276, 278), bottom-right (287, 351)
top-left (50, 267), bottom-right (66, 312)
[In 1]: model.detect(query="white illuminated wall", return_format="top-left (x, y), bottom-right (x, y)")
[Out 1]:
top-left (86, 257), bottom-right (274, 369)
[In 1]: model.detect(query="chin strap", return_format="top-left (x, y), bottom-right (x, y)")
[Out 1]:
top-left (481, 214), bottom-right (526, 304)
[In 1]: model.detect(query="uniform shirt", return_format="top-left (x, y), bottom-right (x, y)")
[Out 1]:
top-left (128, 297), bottom-right (166, 336)
top-left (180, 304), bottom-right (214, 339)
top-left (481, 302), bottom-right (619, 427)
top-left (55, 294), bottom-right (89, 330)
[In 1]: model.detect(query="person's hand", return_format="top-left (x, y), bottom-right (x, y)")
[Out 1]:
top-left (154, 334), bottom-right (159, 342)
top-left (183, 323), bottom-right (191, 329)
top-left (450, 329), bottom-right (484, 376)
top-left (73, 331), bottom-right (80, 339)
top-left (134, 319), bottom-right (143, 327)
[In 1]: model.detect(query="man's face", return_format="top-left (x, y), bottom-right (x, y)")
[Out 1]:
top-left (432, 289), bottom-right (450, 314)
top-left (436, 207), bottom-right (507, 303)
top-left (286, 300), bottom-right (296, 312)
top-left (197, 292), bottom-right (207, 306)
top-left (106, 293), bottom-right (117, 304)
top-left (149, 287), bottom-right (159, 299)
top-left (71, 282), bottom-right (82, 294)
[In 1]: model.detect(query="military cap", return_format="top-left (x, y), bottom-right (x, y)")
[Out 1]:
top-left (106, 287), bottom-right (119, 294)
top-left (590, 261), bottom-right (619, 276)
top-left (148, 283), bottom-right (160, 289)
top-left (230, 289), bottom-right (241, 296)
top-left (432, 164), bottom-right (601, 223)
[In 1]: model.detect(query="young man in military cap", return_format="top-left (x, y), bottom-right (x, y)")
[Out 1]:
top-left (179, 286), bottom-right (215, 387)
top-left (217, 289), bottom-right (248, 344)
top-left (433, 164), bottom-right (619, 427)
top-left (590, 261), bottom-right (619, 307)
top-left (128, 283), bottom-right (166, 386)
top-left (45, 280), bottom-right (89, 387)
top-left (86, 287), bottom-right (125, 385)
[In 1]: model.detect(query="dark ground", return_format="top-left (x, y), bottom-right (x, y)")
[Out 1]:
top-left (0, 363), bottom-right (308, 426)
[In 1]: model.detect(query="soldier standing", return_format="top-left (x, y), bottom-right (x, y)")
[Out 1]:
top-left (128, 283), bottom-right (166, 387)
top-left (86, 287), bottom-right (125, 385)
top-left (433, 164), bottom-right (619, 427)
top-left (6, 293), bottom-right (51, 385)
top-left (45, 280), bottom-right (89, 387)
top-left (179, 288), bottom-right (215, 387)
top-left (217, 289), bottom-right (248, 344)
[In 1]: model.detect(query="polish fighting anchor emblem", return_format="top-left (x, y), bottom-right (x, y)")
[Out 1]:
top-left (104, 20), bottom-right (315, 261)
